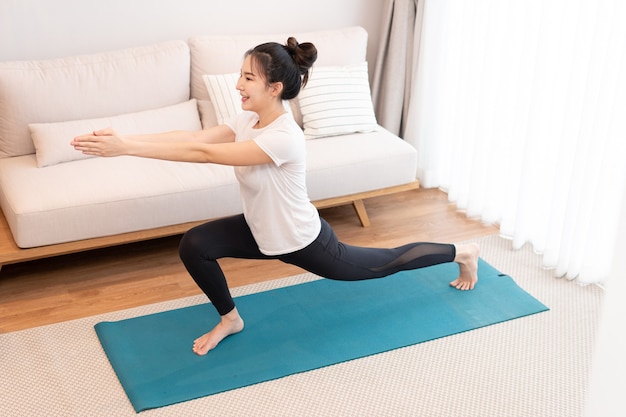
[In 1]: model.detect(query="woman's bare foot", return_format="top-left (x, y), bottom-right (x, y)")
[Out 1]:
top-left (449, 243), bottom-right (480, 290)
top-left (192, 307), bottom-right (244, 356)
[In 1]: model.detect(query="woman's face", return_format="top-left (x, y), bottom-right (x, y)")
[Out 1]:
top-left (236, 56), bottom-right (277, 113)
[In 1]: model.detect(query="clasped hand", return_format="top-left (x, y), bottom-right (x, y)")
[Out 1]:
top-left (71, 128), bottom-right (126, 157)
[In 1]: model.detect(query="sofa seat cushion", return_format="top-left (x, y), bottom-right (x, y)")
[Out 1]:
top-left (0, 127), bottom-right (417, 249)
top-left (305, 129), bottom-right (417, 201)
top-left (0, 156), bottom-right (241, 248)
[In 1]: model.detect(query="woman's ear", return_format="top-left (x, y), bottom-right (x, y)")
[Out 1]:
top-left (270, 82), bottom-right (284, 97)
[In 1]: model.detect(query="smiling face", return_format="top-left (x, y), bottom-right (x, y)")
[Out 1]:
top-left (236, 55), bottom-right (280, 114)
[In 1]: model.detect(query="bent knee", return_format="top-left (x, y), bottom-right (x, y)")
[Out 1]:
top-left (179, 228), bottom-right (208, 263)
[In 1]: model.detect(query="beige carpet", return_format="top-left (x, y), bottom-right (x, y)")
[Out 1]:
top-left (0, 235), bottom-right (604, 417)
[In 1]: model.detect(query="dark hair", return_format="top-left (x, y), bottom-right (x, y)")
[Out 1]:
top-left (245, 37), bottom-right (318, 100)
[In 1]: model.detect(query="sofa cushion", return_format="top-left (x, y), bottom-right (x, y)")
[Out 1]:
top-left (305, 129), bottom-right (417, 201)
top-left (0, 40), bottom-right (191, 158)
top-left (29, 99), bottom-right (202, 167)
top-left (188, 26), bottom-right (367, 102)
top-left (189, 26), bottom-right (367, 128)
top-left (299, 62), bottom-right (379, 139)
top-left (0, 155), bottom-right (241, 248)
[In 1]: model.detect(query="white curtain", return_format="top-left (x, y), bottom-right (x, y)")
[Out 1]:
top-left (378, 0), bottom-right (626, 284)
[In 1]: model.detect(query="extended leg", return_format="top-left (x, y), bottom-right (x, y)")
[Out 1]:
top-left (280, 218), bottom-right (479, 289)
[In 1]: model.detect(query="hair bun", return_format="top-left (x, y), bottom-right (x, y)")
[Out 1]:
top-left (285, 37), bottom-right (299, 56)
top-left (285, 37), bottom-right (318, 84)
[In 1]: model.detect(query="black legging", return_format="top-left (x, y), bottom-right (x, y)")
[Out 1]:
top-left (179, 214), bottom-right (456, 315)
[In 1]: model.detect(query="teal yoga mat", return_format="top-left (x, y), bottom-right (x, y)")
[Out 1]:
top-left (95, 259), bottom-right (548, 412)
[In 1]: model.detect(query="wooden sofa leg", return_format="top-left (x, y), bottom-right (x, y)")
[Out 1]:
top-left (352, 199), bottom-right (370, 227)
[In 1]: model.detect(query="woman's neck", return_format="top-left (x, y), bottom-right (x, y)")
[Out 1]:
top-left (255, 102), bottom-right (287, 129)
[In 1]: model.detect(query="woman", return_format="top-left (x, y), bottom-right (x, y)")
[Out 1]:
top-left (72, 37), bottom-right (479, 356)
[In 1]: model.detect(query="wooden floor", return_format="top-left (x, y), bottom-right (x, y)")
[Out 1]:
top-left (0, 188), bottom-right (498, 333)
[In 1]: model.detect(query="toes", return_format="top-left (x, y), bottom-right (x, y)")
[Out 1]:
top-left (449, 279), bottom-right (474, 290)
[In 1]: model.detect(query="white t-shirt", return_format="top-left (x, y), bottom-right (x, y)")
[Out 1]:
top-left (225, 111), bottom-right (321, 255)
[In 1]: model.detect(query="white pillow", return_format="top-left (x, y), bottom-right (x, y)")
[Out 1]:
top-left (202, 73), bottom-right (242, 125)
top-left (202, 73), bottom-right (293, 125)
top-left (298, 62), bottom-right (379, 139)
top-left (29, 99), bottom-right (202, 167)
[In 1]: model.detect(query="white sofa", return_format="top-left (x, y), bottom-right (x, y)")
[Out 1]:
top-left (0, 26), bottom-right (418, 266)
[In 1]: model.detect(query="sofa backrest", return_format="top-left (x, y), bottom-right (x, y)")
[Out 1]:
top-left (188, 26), bottom-right (368, 128)
top-left (188, 26), bottom-right (367, 101)
top-left (0, 41), bottom-right (190, 159)
top-left (0, 26), bottom-right (368, 159)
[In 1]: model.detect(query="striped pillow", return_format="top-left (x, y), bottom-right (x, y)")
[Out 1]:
top-left (202, 73), bottom-right (294, 126)
top-left (202, 73), bottom-right (241, 125)
top-left (298, 62), bottom-right (379, 139)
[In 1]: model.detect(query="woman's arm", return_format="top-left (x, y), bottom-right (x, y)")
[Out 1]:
top-left (71, 128), bottom-right (272, 166)
top-left (103, 124), bottom-right (235, 144)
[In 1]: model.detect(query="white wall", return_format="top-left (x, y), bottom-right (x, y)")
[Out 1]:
top-left (0, 0), bottom-right (385, 66)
